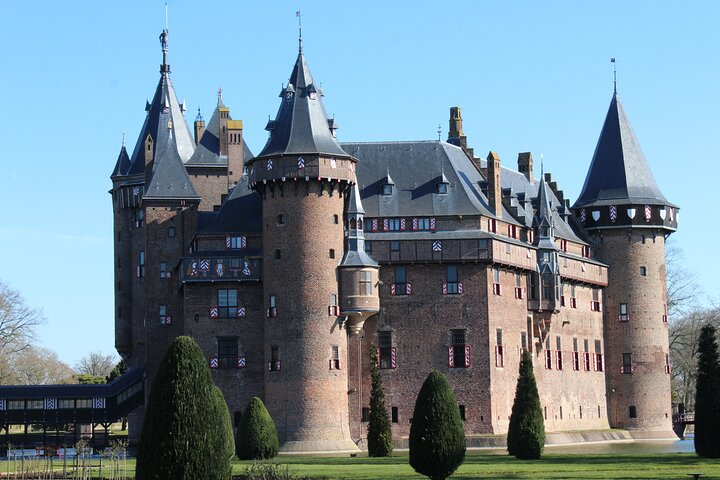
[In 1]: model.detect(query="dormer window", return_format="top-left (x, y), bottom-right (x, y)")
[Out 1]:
top-left (437, 182), bottom-right (448, 194)
top-left (383, 183), bottom-right (394, 195)
top-left (307, 84), bottom-right (318, 100)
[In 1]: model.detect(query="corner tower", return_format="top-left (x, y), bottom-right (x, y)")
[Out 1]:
top-left (246, 46), bottom-right (359, 451)
top-left (573, 90), bottom-right (678, 438)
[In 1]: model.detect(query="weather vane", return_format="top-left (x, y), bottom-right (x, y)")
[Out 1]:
top-left (296, 10), bottom-right (303, 52)
top-left (611, 58), bottom-right (617, 94)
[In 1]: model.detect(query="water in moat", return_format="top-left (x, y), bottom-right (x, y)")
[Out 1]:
top-left (476, 436), bottom-right (694, 455)
top-left (545, 436), bottom-right (694, 455)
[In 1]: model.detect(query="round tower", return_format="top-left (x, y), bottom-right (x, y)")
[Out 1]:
top-left (247, 48), bottom-right (359, 452)
top-left (573, 91), bottom-right (678, 438)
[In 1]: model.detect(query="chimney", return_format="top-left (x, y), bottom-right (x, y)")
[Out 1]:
top-left (144, 133), bottom-right (154, 187)
top-left (194, 113), bottom-right (206, 146)
top-left (219, 107), bottom-right (230, 156)
top-left (487, 151), bottom-right (502, 216)
top-left (227, 119), bottom-right (244, 185)
top-left (518, 152), bottom-right (533, 183)
top-left (447, 107), bottom-right (467, 149)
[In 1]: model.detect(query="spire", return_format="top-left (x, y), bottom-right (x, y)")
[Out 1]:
top-left (110, 143), bottom-right (131, 178)
top-left (573, 92), bottom-right (670, 209)
top-left (257, 49), bottom-right (349, 158)
top-left (126, 30), bottom-right (195, 175)
top-left (536, 161), bottom-right (555, 246)
top-left (346, 180), bottom-right (365, 215)
top-left (143, 131), bottom-right (199, 200)
top-left (340, 182), bottom-right (377, 268)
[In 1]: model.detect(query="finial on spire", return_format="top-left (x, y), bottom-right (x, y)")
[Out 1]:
top-left (296, 10), bottom-right (303, 53)
top-left (540, 153), bottom-right (544, 174)
top-left (196, 107), bottom-right (203, 122)
top-left (611, 57), bottom-right (617, 94)
top-left (437, 123), bottom-right (442, 141)
top-left (159, 3), bottom-right (170, 72)
top-left (122, 132), bottom-right (126, 147)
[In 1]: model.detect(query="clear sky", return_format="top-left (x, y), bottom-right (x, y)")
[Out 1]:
top-left (0, 1), bottom-right (717, 366)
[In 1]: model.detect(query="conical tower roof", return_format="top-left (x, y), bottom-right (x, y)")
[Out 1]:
top-left (143, 132), bottom-right (199, 200)
top-left (534, 165), bottom-right (557, 251)
top-left (574, 92), bottom-right (671, 208)
top-left (126, 30), bottom-right (195, 176)
top-left (257, 50), bottom-right (349, 158)
top-left (110, 145), bottom-right (131, 178)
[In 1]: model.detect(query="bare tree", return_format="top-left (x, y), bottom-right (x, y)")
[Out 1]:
top-left (669, 308), bottom-right (720, 409)
top-left (665, 239), bottom-right (700, 319)
top-left (74, 351), bottom-right (118, 378)
top-left (6, 345), bottom-right (75, 385)
top-left (0, 280), bottom-right (45, 383)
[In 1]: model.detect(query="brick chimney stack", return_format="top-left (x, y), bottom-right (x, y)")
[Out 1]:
top-left (487, 151), bottom-right (502, 215)
top-left (143, 133), bottom-right (154, 187)
top-left (518, 152), bottom-right (533, 183)
top-left (194, 110), bottom-right (206, 146)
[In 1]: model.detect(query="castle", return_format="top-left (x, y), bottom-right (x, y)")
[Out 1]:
top-left (110, 30), bottom-right (678, 451)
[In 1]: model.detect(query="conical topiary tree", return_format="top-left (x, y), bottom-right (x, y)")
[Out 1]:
top-left (209, 386), bottom-right (235, 475)
top-left (507, 350), bottom-right (545, 459)
top-left (235, 396), bottom-right (280, 460)
top-left (368, 346), bottom-right (393, 456)
top-left (136, 336), bottom-right (232, 480)
top-left (409, 370), bottom-right (465, 480)
top-left (695, 324), bottom-right (720, 458)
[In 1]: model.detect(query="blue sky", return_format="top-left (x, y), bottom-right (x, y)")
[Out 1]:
top-left (0, 1), bottom-right (717, 365)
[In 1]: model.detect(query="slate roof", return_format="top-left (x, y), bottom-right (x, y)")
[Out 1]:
top-left (143, 132), bottom-right (199, 200)
top-left (200, 174), bottom-right (262, 233)
top-left (492, 163), bottom-right (585, 244)
top-left (343, 141), bottom-right (520, 223)
top-left (110, 145), bottom-right (131, 178)
top-left (340, 182), bottom-right (377, 267)
top-left (123, 39), bottom-right (195, 176)
top-left (574, 92), bottom-right (672, 208)
top-left (187, 103), bottom-right (254, 166)
top-left (0, 367), bottom-right (144, 399)
top-left (257, 51), bottom-right (349, 158)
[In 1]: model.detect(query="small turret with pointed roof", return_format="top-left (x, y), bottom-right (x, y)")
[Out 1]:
top-left (143, 131), bottom-right (199, 201)
top-left (111, 143), bottom-right (131, 179)
top-left (533, 162), bottom-right (561, 311)
top-left (535, 163), bottom-right (557, 251)
top-left (340, 182), bottom-right (377, 268)
top-left (339, 181), bottom-right (380, 335)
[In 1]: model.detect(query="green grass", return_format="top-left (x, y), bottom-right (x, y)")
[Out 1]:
top-left (1, 451), bottom-right (718, 479)
top-left (231, 452), bottom-right (720, 479)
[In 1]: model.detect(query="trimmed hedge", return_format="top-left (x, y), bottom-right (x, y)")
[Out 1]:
top-left (136, 336), bottom-right (232, 479)
top-left (409, 370), bottom-right (465, 480)
top-left (507, 350), bottom-right (545, 460)
top-left (695, 324), bottom-right (720, 458)
top-left (235, 396), bottom-right (280, 460)
top-left (368, 346), bottom-right (393, 457)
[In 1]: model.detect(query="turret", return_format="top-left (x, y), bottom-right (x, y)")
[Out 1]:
top-left (338, 182), bottom-right (380, 335)
top-left (533, 165), bottom-right (561, 312)
top-left (246, 44), bottom-right (359, 452)
top-left (573, 90), bottom-right (677, 438)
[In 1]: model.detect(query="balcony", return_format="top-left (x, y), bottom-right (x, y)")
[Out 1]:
top-left (182, 257), bottom-right (260, 282)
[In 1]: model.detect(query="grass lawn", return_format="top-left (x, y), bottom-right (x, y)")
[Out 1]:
top-left (231, 452), bottom-right (720, 479)
top-left (2, 451), bottom-right (718, 479)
